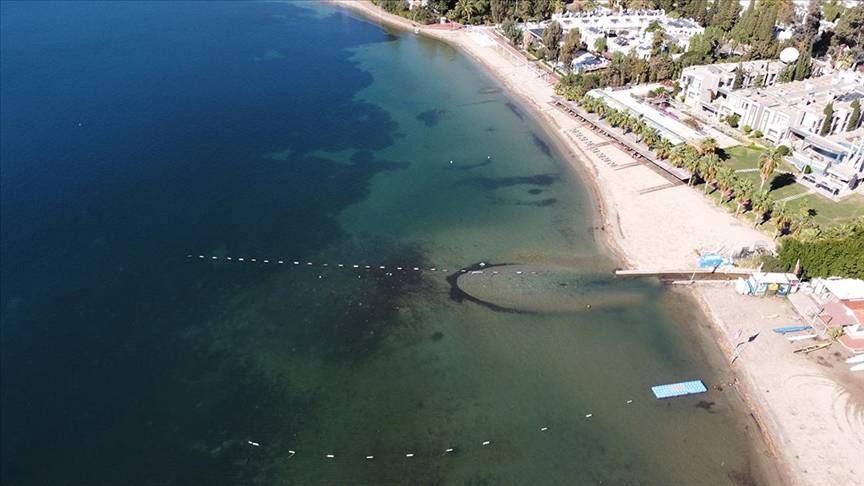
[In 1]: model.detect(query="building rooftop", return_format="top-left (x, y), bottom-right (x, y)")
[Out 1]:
top-left (733, 72), bottom-right (864, 118)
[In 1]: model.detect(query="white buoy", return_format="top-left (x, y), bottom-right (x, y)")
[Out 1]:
top-left (247, 441), bottom-right (260, 447)
top-left (585, 413), bottom-right (593, 418)
top-left (307, 262), bottom-right (312, 265)
top-left (338, 264), bottom-right (344, 267)
top-left (444, 448), bottom-right (454, 454)
top-left (198, 255), bottom-right (205, 259)
top-left (626, 399), bottom-right (633, 404)
top-left (405, 453), bottom-right (414, 458)
top-left (450, 160), bottom-right (453, 164)
top-left (323, 263), bottom-right (328, 266)
top-left (397, 267), bottom-right (403, 270)
top-left (293, 261), bottom-right (299, 265)
top-left (413, 267), bottom-right (419, 271)
top-left (353, 264), bottom-right (359, 268)
top-left (278, 260), bottom-right (284, 264)
top-left (211, 256), bottom-right (217, 260)
top-left (251, 259), bottom-right (257, 262)
top-left (540, 427), bottom-right (548, 431)
top-left (263, 260), bottom-right (269, 263)
top-left (379, 266), bottom-right (385, 269)
top-left (226, 257), bottom-right (232, 260)
top-left (366, 455), bottom-right (374, 460)
top-left (238, 258), bottom-right (245, 262)
top-left (479, 262), bottom-right (486, 267)
top-left (487, 155), bottom-right (491, 159)
top-left (516, 271), bottom-right (523, 275)
top-left (288, 450), bottom-right (296, 455)
top-left (482, 441), bottom-right (491, 446)
top-left (365, 265), bottom-right (371, 269)
top-left (325, 454), bottom-right (335, 459)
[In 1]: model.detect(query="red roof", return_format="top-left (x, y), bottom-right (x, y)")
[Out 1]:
top-left (818, 302), bottom-right (861, 328)
top-left (842, 300), bottom-right (864, 325)
top-left (839, 333), bottom-right (864, 353)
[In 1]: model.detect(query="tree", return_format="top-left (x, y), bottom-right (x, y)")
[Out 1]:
top-left (752, 189), bottom-right (773, 227)
top-left (732, 64), bottom-right (744, 89)
top-left (758, 149), bottom-right (781, 191)
top-left (734, 177), bottom-right (754, 213)
top-left (501, 18), bottom-right (522, 46)
top-left (792, 203), bottom-right (814, 237)
top-left (710, 0), bottom-right (741, 33)
top-left (848, 99), bottom-right (861, 131)
top-left (716, 165), bottom-right (736, 202)
top-left (726, 113), bottom-right (740, 128)
top-left (452, 0), bottom-right (477, 23)
top-left (833, 5), bottom-right (864, 64)
top-left (820, 102), bottom-right (834, 136)
top-left (793, 46), bottom-right (812, 80)
top-left (701, 154), bottom-right (722, 193)
top-left (560, 28), bottom-right (582, 68)
top-left (594, 36), bottom-right (607, 54)
top-left (753, 73), bottom-right (765, 88)
top-left (764, 219), bottom-right (864, 279)
top-left (542, 21), bottom-right (563, 61)
top-left (797, 0), bottom-right (823, 48)
top-left (684, 153), bottom-right (702, 186)
top-left (651, 28), bottom-right (666, 57)
top-left (655, 138), bottom-right (673, 160)
top-left (772, 202), bottom-right (792, 239)
top-left (824, 0), bottom-right (845, 23)
top-left (698, 137), bottom-right (718, 155)
top-left (490, 0), bottom-right (513, 23)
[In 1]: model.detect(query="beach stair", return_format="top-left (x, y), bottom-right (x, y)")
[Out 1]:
top-left (651, 380), bottom-right (708, 399)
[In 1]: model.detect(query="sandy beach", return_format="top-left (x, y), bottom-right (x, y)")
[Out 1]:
top-left (334, 2), bottom-right (863, 485)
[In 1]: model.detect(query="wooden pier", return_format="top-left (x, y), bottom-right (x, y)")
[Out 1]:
top-left (615, 268), bottom-right (752, 282)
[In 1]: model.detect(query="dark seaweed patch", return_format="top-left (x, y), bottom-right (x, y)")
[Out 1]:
top-left (464, 173), bottom-right (559, 189)
top-left (531, 132), bottom-right (553, 159)
top-left (528, 188), bottom-right (543, 195)
top-left (416, 108), bottom-right (450, 127)
top-left (445, 262), bottom-right (533, 314)
top-left (504, 101), bottom-right (524, 120)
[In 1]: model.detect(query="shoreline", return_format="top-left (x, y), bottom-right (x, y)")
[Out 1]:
top-left (330, 3), bottom-right (863, 485)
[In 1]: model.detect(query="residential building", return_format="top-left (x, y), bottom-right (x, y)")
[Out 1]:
top-left (680, 60), bottom-right (786, 111)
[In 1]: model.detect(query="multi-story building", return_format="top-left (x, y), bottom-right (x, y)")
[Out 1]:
top-left (526, 8), bottom-right (703, 62)
top-left (680, 61), bottom-right (786, 111)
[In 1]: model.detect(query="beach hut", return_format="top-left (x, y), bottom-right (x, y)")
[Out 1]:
top-left (736, 272), bottom-right (800, 297)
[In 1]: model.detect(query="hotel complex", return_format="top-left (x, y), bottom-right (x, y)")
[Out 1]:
top-left (680, 67), bottom-right (864, 195)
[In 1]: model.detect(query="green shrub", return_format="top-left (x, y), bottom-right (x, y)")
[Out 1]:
top-left (743, 125), bottom-right (752, 134)
top-left (803, 165), bottom-right (812, 174)
top-left (751, 129), bottom-right (763, 138)
top-left (776, 145), bottom-right (791, 156)
top-left (726, 113), bottom-right (740, 128)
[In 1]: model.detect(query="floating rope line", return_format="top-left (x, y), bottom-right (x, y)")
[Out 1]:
top-left (186, 254), bottom-right (547, 278)
top-left (237, 397), bottom-right (656, 462)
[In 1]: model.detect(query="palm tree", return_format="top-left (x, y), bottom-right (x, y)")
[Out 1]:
top-left (454, 0), bottom-right (476, 22)
top-left (734, 178), bottom-right (754, 213)
top-left (700, 154), bottom-right (721, 193)
top-left (669, 144), bottom-right (691, 168)
top-left (641, 126), bottom-right (660, 148)
top-left (758, 148), bottom-right (782, 191)
top-left (655, 138), bottom-right (673, 160)
top-left (716, 166), bottom-right (736, 201)
top-left (772, 201), bottom-right (792, 239)
top-left (792, 203), bottom-right (814, 237)
top-left (698, 137), bottom-right (718, 155)
top-left (751, 189), bottom-right (773, 227)
top-left (684, 153), bottom-right (702, 186)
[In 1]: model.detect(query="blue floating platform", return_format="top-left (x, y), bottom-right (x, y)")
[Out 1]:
top-left (652, 380), bottom-right (708, 399)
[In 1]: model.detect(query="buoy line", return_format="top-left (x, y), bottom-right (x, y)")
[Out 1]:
top-left (241, 397), bottom-right (646, 461)
top-left (186, 254), bottom-right (548, 279)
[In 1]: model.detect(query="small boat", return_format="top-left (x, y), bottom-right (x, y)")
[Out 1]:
top-left (793, 342), bottom-right (831, 354)
top-left (851, 363), bottom-right (864, 372)
top-left (773, 325), bottom-right (812, 334)
top-left (787, 334), bottom-right (817, 342)
top-left (846, 354), bottom-right (864, 364)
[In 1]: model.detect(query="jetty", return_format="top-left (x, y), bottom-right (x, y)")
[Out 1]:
top-left (615, 268), bottom-right (752, 282)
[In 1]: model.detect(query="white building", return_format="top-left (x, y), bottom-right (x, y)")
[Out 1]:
top-left (680, 60), bottom-right (786, 112)
top-left (527, 8), bottom-right (704, 62)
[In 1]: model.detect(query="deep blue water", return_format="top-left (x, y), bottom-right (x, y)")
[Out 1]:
top-left (1, 2), bottom-right (410, 484)
top-left (1, 2), bottom-right (777, 485)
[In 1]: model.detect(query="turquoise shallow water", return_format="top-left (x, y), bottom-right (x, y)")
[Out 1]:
top-left (1, 2), bottom-right (779, 485)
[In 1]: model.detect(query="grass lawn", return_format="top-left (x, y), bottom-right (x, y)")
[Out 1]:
top-left (784, 192), bottom-right (864, 228)
top-left (693, 144), bottom-right (862, 233)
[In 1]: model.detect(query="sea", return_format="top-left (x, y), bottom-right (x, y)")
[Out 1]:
top-left (0, 2), bottom-right (779, 485)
